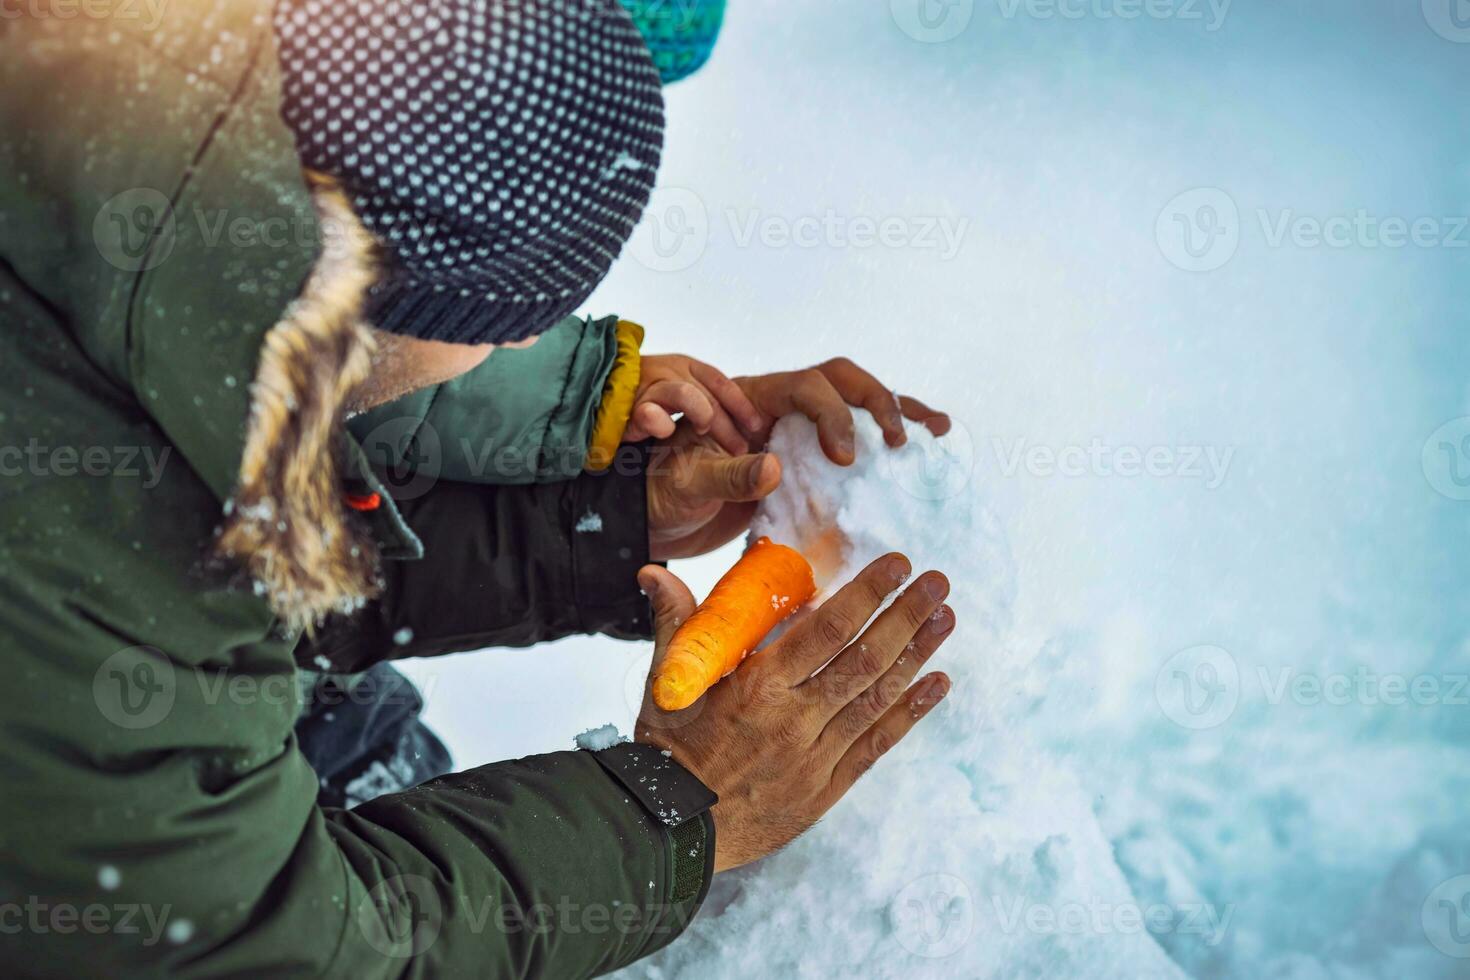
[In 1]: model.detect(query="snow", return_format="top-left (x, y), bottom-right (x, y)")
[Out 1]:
top-left (574, 723), bottom-right (628, 752)
top-left (575, 510), bottom-right (604, 534)
top-left (631, 414), bottom-right (1185, 977)
top-left (394, 2), bottom-right (1470, 975)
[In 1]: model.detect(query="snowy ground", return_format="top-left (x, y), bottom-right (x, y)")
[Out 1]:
top-left (398, 2), bottom-right (1470, 976)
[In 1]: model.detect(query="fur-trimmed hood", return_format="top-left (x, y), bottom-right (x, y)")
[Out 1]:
top-left (213, 174), bottom-right (385, 633)
top-left (14, 2), bottom-right (405, 634)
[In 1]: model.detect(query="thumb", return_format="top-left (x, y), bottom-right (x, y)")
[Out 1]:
top-left (683, 452), bottom-right (782, 503)
top-left (638, 564), bottom-right (698, 661)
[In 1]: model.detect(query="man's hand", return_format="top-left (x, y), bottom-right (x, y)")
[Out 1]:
top-left (640, 356), bottom-right (950, 559)
top-left (645, 426), bottom-right (780, 561)
top-left (737, 357), bottom-right (951, 465)
top-left (624, 354), bottom-right (765, 457)
top-left (633, 555), bottom-right (956, 873)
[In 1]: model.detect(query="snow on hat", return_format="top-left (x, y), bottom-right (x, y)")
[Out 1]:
top-left (273, 0), bottom-right (665, 345)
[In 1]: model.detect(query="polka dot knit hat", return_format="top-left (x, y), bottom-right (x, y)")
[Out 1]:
top-left (273, 0), bottom-right (665, 345)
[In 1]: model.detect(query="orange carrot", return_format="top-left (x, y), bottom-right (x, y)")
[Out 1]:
top-left (652, 536), bottom-right (817, 711)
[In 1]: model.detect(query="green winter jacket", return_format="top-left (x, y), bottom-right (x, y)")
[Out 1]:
top-left (0, 7), bottom-right (714, 978)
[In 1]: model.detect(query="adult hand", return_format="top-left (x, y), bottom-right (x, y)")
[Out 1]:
top-left (736, 357), bottom-right (950, 465)
top-left (644, 425), bottom-right (780, 561)
top-left (633, 554), bottom-right (956, 873)
top-left (624, 354), bottom-right (765, 457)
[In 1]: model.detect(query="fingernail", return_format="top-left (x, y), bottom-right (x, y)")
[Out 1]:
top-left (921, 674), bottom-right (950, 704)
top-left (887, 556), bottom-right (912, 586)
top-left (839, 434), bottom-right (856, 457)
top-left (927, 605), bottom-right (955, 635)
top-left (921, 574), bottom-right (949, 602)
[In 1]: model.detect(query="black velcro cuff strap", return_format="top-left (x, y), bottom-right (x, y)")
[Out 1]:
top-left (592, 741), bottom-right (717, 828)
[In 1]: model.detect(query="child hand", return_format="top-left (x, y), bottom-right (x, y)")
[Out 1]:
top-left (624, 354), bottom-right (765, 457)
top-left (735, 357), bottom-right (950, 465)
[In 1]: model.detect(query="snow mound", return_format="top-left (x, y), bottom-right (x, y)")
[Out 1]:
top-left (619, 414), bottom-right (1184, 978)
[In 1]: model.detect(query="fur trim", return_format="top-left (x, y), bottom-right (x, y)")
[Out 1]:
top-left (215, 172), bottom-right (381, 633)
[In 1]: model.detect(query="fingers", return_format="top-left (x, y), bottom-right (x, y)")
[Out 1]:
top-left (704, 411), bottom-right (751, 458)
top-left (784, 371), bottom-right (858, 465)
top-left (628, 401), bottom-right (677, 442)
top-left (682, 452), bottom-right (782, 503)
top-left (737, 371), bottom-right (856, 465)
top-left (690, 360), bottom-right (765, 433)
top-left (637, 565), bottom-right (698, 660)
top-left (631, 376), bottom-right (750, 455)
top-left (898, 395), bottom-right (951, 437)
top-left (754, 553), bottom-right (911, 685)
top-left (818, 604), bottom-right (953, 752)
top-left (645, 380), bottom-right (718, 432)
top-left (799, 571), bottom-right (950, 720)
top-left (819, 357), bottom-right (907, 448)
top-left (825, 672), bottom-right (950, 804)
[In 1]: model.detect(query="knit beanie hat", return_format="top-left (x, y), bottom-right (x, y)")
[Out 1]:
top-left (273, 0), bottom-right (665, 345)
top-left (619, 0), bottom-right (726, 84)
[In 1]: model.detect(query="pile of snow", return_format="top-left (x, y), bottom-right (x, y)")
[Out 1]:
top-left (621, 414), bottom-right (1186, 978)
top-left (611, 414), bottom-right (1470, 979)
top-left (574, 723), bottom-right (627, 752)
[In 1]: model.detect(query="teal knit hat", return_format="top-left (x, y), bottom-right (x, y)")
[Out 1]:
top-left (620, 0), bottom-right (726, 83)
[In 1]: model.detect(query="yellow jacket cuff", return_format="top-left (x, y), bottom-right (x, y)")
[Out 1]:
top-left (585, 319), bottom-right (645, 471)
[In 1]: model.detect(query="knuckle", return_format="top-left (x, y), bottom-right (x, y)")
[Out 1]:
top-left (824, 667), bottom-right (862, 708)
top-left (864, 677), bottom-right (900, 716)
top-left (817, 613), bottom-right (852, 648)
top-left (901, 597), bottom-right (931, 632)
top-left (852, 645), bottom-right (885, 680)
top-left (871, 727), bottom-right (895, 758)
top-left (852, 688), bottom-right (890, 731)
top-left (774, 713), bottom-right (809, 747)
top-left (863, 571), bottom-right (893, 605)
top-left (745, 673), bottom-right (786, 711)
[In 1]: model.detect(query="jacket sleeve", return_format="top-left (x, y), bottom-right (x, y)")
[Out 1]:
top-left (299, 443), bottom-right (656, 672)
top-left (348, 314), bottom-right (623, 486)
top-left (3, 570), bottom-right (717, 977)
top-left (325, 742), bottom-right (718, 978)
